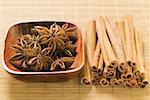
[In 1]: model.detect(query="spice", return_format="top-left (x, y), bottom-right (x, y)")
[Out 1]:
top-left (9, 23), bottom-right (78, 72)
top-left (81, 15), bottom-right (148, 88)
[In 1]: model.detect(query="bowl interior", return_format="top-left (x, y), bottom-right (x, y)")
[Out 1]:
top-left (4, 21), bottom-right (84, 74)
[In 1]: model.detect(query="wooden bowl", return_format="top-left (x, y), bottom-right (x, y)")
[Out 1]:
top-left (2, 21), bottom-right (84, 82)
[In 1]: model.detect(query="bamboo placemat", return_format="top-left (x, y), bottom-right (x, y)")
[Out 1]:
top-left (0, 0), bottom-right (150, 100)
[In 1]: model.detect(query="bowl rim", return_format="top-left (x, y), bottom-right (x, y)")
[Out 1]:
top-left (2, 21), bottom-right (85, 75)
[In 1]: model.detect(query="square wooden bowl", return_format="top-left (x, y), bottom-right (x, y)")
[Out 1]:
top-left (2, 21), bottom-right (84, 81)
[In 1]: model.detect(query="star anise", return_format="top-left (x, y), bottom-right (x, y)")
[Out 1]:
top-left (17, 33), bottom-right (41, 46)
top-left (65, 41), bottom-right (77, 55)
top-left (27, 44), bottom-right (53, 71)
top-left (31, 22), bottom-right (57, 36)
top-left (50, 57), bottom-right (74, 71)
top-left (10, 40), bottom-right (38, 61)
top-left (9, 39), bottom-right (39, 70)
top-left (55, 23), bottom-right (77, 42)
top-left (19, 34), bottom-right (33, 44)
top-left (37, 35), bottom-right (66, 56)
top-left (10, 23), bottom-right (78, 72)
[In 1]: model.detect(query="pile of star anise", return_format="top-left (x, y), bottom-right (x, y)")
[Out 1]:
top-left (9, 23), bottom-right (78, 71)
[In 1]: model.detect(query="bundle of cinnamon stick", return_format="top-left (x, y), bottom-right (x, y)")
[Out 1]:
top-left (81, 15), bottom-right (148, 88)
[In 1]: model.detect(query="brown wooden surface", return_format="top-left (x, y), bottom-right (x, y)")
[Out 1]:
top-left (0, 0), bottom-right (150, 100)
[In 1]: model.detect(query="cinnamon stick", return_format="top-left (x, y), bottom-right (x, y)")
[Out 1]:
top-left (121, 64), bottom-right (133, 80)
top-left (142, 75), bottom-right (149, 86)
top-left (127, 15), bottom-right (137, 67)
top-left (96, 16), bottom-right (111, 78)
top-left (81, 58), bottom-right (92, 86)
top-left (99, 78), bottom-right (110, 87)
top-left (110, 78), bottom-right (118, 86)
top-left (118, 62), bottom-right (127, 73)
top-left (116, 20), bottom-right (126, 55)
top-left (124, 81), bottom-right (131, 88)
top-left (129, 79), bottom-right (138, 88)
top-left (81, 27), bottom-right (92, 86)
top-left (86, 20), bottom-right (97, 67)
top-left (134, 27), bottom-right (145, 79)
top-left (103, 70), bottom-right (116, 78)
top-left (117, 79), bottom-right (124, 86)
top-left (96, 16), bottom-right (117, 71)
top-left (91, 41), bottom-right (101, 72)
top-left (104, 17), bottom-right (125, 64)
top-left (124, 16), bottom-right (133, 64)
top-left (115, 20), bottom-right (128, 73)
top-left (96, 16), bottom-right (110, 68)
top-left (97, 53), bottom-right (104, 75)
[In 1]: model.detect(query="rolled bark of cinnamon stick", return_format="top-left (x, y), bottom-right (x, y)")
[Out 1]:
top-left (124, 81), bottom-right (131, 88)
top-left (134, 27), bottom-right (145, 79)
top-left (104, 17), bottom-right (125, 65)
top-left (110, 78), bottom-right (118, 86)
top-left (103, 70), bottom-right (116, 78)
top-left (97, 53), bottom-right (104, 75)
top-left (86, 20), bottom-right (97, 67)
top-left (121, 64), bottom-right (133, 80)
top-left (91, 72), bottom-right (99, 83)
top-left (80, 58), bottom-right (92, 86)
top-left (96, 16), bottom-right (111, 78)
top-left (116, 20), bottom-right (126, 56)
top-left (115, 21), bottom-right (128, 73)
top-left (141, 71), bottom-right (149, 86)
top-left (96, 16), bottom-right (117, 71)
top-left (117, 79), bottom-right (124, 86)
top-left (118, 62), bottom-right (127, 73)
top-left (100, 78), bottom-right (110, 87)
top-left (96, 16), bottom-right (110, 68)
top-left (129, 79), bottom-right (138, 88)
top-left (81, 27), bottom-right (92, 86)
top-left (124, 16), bottom-right (133, 65)
top-left (91, 41), bottom-right (101, 72)
top-left (127, 16), bottom-right (137, 67)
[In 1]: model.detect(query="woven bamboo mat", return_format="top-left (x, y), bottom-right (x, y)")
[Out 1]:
top-left (0, 0), bottom-right (150, 100)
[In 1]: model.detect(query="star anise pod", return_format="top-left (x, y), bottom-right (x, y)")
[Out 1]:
top-left (9, 39), bottom-right (39, 70)
top-left (27, 44), bottom-right (53, 71)
top-left (10, 40), bottom-right (38, 61)
top-left (54, 23), bottom-right (77, 42)
top-left (31, 22), bottom-right (57, 36)
top-left (18, 34), bottom-right (41, 45)
top-left (38, 35), bottom-right (66, 56)
top-left (10, 23), bottom-right (78, 72)
top-left (50, 57), bottom-right (74, 71)
top-left (20, 34), bottom-right (33, 44)
top-left (65, 41), bottom-right (77, 54)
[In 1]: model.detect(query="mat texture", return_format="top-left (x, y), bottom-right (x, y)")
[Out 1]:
top-left (0, 0), bottom-right (149, 100)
